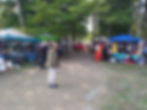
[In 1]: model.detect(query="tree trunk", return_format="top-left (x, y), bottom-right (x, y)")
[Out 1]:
top-left (142, 0), bottom-right (147, 37)
top-left (16, 0), bottom-right (25, 27)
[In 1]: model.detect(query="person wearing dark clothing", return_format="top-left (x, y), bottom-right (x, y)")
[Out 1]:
top-left (38, 42), bottom-right (48, 69)
top-left (103, 46), bottom-right (109, 61)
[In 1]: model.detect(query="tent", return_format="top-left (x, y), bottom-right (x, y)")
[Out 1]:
top-left (0, 29), bottom-right (38, 42)
top-left (109, 34), bottom-right (141, 43)
top-left (38, 34), bottom-right (59, 42)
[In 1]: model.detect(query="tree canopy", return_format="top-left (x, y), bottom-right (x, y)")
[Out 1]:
top-left (0, 0), bottom-right (147, 38)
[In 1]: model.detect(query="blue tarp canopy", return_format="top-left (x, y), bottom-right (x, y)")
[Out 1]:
top-left (109, 34), bottom-right (141, 43)
top-left (0, 35), bottom-right (38, 42)
top-left (0, 29), bottom-right (38, 42)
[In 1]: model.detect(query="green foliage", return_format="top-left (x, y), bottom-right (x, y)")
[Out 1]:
top-left (0, 0), bottom-right (18, 28)
top-left (142, 1), bottom-right (147, 38)
top-left (1, 0), bottom-right (145, 38)
top-left (20, 0), bottom-right (96, 37)
top-left (98, 0), bottom-right (135, 36)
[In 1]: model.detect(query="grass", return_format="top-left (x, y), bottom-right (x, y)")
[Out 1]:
top-left (22, 62), bottom-right (36, 68)
top-left (103, 63), bottom-right (147, 75)
top-left (95, 63), bottom-right (147, 110)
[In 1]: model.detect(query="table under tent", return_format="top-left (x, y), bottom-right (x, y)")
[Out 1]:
top-left (109, 34), bottom-right (145, 64)
top-left (0, 29), bottom-right (39, 65)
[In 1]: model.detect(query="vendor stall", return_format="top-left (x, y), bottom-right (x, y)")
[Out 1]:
top-left (109, 34), bottom-right (145, 64)
top-left (0, 29), bottom-right (39, 64)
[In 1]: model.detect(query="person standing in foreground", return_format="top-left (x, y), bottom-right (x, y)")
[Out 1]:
top-left (47, 43), bottom-right (59, 88)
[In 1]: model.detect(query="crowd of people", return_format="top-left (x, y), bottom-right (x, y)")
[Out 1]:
top-left (0, 37), bottom-right (147, 88)
top-left (0, 41), bottom-right (38, 72)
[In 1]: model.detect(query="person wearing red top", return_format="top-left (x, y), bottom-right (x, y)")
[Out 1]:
top-left (95, 44), bottom-right (103, 61)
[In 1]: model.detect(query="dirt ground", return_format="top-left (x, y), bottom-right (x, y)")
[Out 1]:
top-left (0, 53), bottom-right (147, 110)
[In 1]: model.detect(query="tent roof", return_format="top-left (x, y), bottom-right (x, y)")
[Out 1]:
top-left (109, 34), bottom-right (141, 43)
top-left (38, 34), bottom-right (59, 41)
top-left (0, 29), bottom-right (38, 42)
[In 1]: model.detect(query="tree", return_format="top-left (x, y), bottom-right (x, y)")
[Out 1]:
top-left (98, 0), bottom-right (135, 36)
top-left (20, 0), bottom-right (96, 38)
top-left (0, 0), bottom-right (139, 38)
top-left (0, 0), bottom-right (18, 28)
top-left (142, 0), bottom-right (147, 38)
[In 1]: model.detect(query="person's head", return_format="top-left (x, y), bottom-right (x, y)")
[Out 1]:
top-left (51, 42), bottom-right (58, 50)
top-left (41, 41), bottom-right (48, 47)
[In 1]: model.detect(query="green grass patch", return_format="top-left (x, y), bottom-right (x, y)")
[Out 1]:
top-left (96, 62), bottom-right (147, 110)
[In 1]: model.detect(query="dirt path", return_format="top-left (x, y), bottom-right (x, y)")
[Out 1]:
top-left (0, 53), bottom-right (108, 110)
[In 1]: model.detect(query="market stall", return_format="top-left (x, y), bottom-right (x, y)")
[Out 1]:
top-left (109, 34), bottom-right (145, 65)
top-left (0, 29), bottom-right (39, 67)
